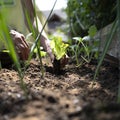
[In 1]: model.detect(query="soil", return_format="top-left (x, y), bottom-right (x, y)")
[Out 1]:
top-left (0, 57), bottom-right (119, 120)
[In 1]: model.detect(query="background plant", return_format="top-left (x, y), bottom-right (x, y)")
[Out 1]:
top-left (65, 0), bottom-right (116, 37)
top-left (91, 0), bottom-right (120, 103)
top-left (68, 25), bottom-right (99, 66)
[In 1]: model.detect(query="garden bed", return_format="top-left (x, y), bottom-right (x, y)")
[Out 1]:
top-left (0, 58), bottom-right (119, 120)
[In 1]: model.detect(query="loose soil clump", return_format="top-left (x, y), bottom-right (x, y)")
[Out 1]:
top-left (0, 58), bottom-right (119, 120)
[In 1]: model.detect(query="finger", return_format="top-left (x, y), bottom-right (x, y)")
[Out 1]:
top-left (21, 35), bottom-right (29, 48)
top-left (17, 43), bottom-right (29, 60)
top-left (10, 30), bottom-right (29, 49)
top-left (50, 53), bottom-right (55, 63)
top-left (10, 30), bottom-right (30, 60)
top-left (20, 36), bottom-right (30, 59)
top-left (13, 37), bottom-right (30, 60)
top-left (17, 44), bottom-right (27, 60)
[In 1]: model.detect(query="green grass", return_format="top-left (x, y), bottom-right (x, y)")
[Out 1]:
top-left (0, 0), bottom-right (57, 96)
top-left (117, 0), bottom-right (120, 103)
top-left (93, 0), bottom-right (120, 103)
top-left (0, 7), bottom-right (27, 95)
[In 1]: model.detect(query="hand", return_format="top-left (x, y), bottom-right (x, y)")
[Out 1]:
top-left (10, 30), bottom-right (30, 61)
top-left (47, 50), bottom-right (55, 63)
top-left (40, 37), bottom-right (55, 63)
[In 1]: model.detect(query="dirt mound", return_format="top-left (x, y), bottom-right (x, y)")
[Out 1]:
top-left (0, 58), bottom-right (119, 120)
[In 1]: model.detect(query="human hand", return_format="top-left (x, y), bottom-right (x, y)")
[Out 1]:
top-left (10, 30), bottom-right (30, 61)
top-left (47, 50), bottom-right (55, 63)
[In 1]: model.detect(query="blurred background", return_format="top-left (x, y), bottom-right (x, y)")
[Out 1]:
top-left (35, 0), bottom-right (67, 10)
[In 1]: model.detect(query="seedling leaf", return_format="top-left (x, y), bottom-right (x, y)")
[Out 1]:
top-left (88, 25), bottom-right (97, 37)
top-left (50, 36), bottom-right (69, 60)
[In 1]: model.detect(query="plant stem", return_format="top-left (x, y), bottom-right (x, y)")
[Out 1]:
top-left (94, 19), bottom-right (118, 81)
top-left (117, 0), bottom-right (120, 103)
top-left (37, 44), bottom-right (44, 77)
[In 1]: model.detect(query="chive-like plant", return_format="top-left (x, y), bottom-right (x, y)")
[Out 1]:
top-left (0, 0), bottom-right (58, 95)
top-left (93, 0), bottom-right (120, 103)
top-left (20, 0), bottom-right (57, 77)
top-left (117, 0), bottom-right (120, 103)
top-left (0, 7), bottom-right (27, 95)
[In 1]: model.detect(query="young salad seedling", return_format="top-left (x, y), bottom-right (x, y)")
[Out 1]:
top-left (50, 36), bottom-right (69, 60)
top-left (50, 36), bottom-right (69, 73)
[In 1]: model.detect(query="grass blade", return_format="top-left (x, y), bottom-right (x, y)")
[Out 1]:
top-left (30, 0), bottom-right (57, 55)
top-left (0, 8), bottom-right (27, 95)
top-left (94, 19), bottom-right (118, 80)
top-left (21, 0), bottom-right (57, 77)
top-left (117, 0), bottom-right (120, 103)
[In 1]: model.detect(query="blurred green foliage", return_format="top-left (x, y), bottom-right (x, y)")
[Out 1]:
top-left (65, 0), bottom-right (116, 37)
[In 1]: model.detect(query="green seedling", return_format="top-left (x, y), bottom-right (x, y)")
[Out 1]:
top-left (50, 36), bottom-right (69, 74)
top-left (34, 47), bottom-right (47, 57)
top-left (50, 36), bottom-right (69, 60)
top-left (69, 25), bottom-right (98, 67)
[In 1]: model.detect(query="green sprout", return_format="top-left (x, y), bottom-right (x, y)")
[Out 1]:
top-left (69, 25), bottom-right (98, 67)
top-left (50, 36), bottom-right (69, 60)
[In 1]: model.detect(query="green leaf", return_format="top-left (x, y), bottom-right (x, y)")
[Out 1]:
top-left (73, 37), bottom-right (83, 42)
top-left (50, 36), bottom-right (69, 60)
top-left (88, 25), bottom-right (97, 37)
top-left (34, 48), bottom-right (46, 57)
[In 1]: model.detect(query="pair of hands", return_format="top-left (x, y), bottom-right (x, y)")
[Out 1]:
top-left (10, 30), bottom-right (68, 68)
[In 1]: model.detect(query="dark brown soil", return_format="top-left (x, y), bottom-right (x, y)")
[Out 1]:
top-left (0, 57), bottom-right (119, 120)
